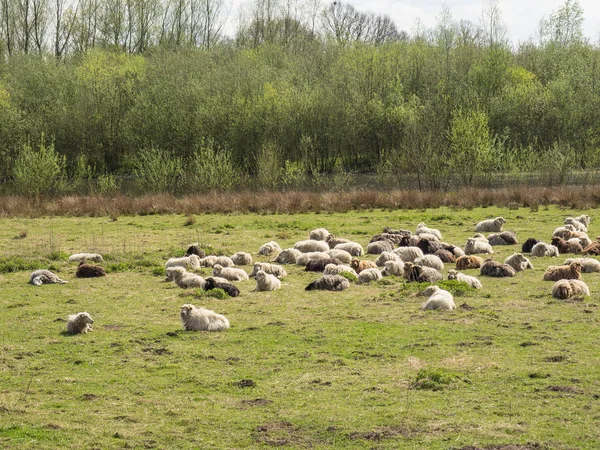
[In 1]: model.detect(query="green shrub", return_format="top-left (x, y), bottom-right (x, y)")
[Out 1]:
top-left (187, 139), bottom-right (237, 192)
top-left (133, 147), bottom-right (184, 194)
top-left (412, 368), bottom-right (459, 391)
top-left (97, 173), bottom-right (121, 196)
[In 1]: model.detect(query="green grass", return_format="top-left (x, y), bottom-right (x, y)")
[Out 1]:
top-left (0, 206), bottom-right (599, 449)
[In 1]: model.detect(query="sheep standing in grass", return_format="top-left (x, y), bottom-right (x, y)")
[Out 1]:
top-left (29, 270), bottom-right (68, 286)
top-left (480, 259), bottom-right (516, 277)
top-left (305, 275), bottom-right (350, 291)
top-left (324, 264), bottom-right (358, 278)
top-left (416, 222), bottom-right (443, 240)
top-left (350, 259), bottom-right (378, 274)
top-left (76, 262), bottom-right (107, 278)
top-left (465, 237), bottom-right (494, 255)
top-left (403, 262), bottom-right (443, 283)
top-left (212, 264), bottom-right (249, 282)
top-left (166, 267), bottom-right (205, 288)
top-left (366, 240), bottom-right (394, 255)
top-left (66, 312), bottom-right (94, 334)
top-left (375, 251), bottom-right (402, 267)
top-left (414, 255), bottom-right (444, 271)
top-left (334, 242), bottom-right (364, 257)
top-left (381, 260), bottom-right (405, 277)
top-left (294, 239), bottom-right (330, 253)
top-left (530, 242), bottom-right (560, 258)
top-left (249, 262), bottom-right (287, 278)
top-left (551, 237), bottom-right (583, 255)
top-left (543, 262), bottom-right (583, 282)
top-left (68, 253), bottom-right (104, 263)
top-left (326, 249), bottom-right (352, 264)
top-left (475, 217), bottom-right (506, 232)
top-left (552, 279), bottom-right (590, 299)
top-left (393, 246), bottom-right (423, 262)
top-left (231, 252), bottom-right (253, 266)
top-left (447, 269), bottom-right (482, 289)
top-left (420, 286), bottom-right (455, 311)
top-left (522, 238), bottom-right (540, 253)
top-left (487, 231), bottom-right (518, 246)
top-left (180, 304), bottom-right (229, 331)
top-left (309, 228), bottom-right (330, 241)
top-left (204, 278), bottom-right (240, 297)
top-left (564, 258), bottom-right (600, 273)
top-left (259, 241), bottom-right (282, 256)
top-left (274, 248), bottom-right (303, 264)
top-left (253, 270), bottom-right (281, 291)
top-left (166, 254), bottom-right (201, 271)
top-left (503, 253), bottom-right (534, 272)
top-left (357, 268), bottom-right (382, 284)
top-left (455, 255), bottom-right (484, 270)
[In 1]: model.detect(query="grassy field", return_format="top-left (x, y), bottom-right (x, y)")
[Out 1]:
top-left (0, 205), bottom-right (599, 449)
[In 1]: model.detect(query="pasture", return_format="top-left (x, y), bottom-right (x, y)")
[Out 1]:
top-left (0, 205), bottom-right (599, 449)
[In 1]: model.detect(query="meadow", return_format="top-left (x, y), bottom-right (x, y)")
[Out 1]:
top-left (0, 205), bottom-right (599, 449)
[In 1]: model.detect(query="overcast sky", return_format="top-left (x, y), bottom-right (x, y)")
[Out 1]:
top-left (227, 0), bottom-right (600, 45)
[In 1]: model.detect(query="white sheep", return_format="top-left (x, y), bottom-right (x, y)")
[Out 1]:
top-left (326, 249), bottom-right (353, 264)
top-left (199, 255), bottom-right (218, 267)
top-left (66, 312), bottom-right (94, 334)
top-left (165, 254), bottom-right (201, 271)
top-left (420, 285), bottom-right (456, 311)
top-left (447, 269), bottom-right (482, 289)
top-left (375, 251), bottom-right (402, 267)
top-left (253, 270), bottom-right (281, 291)
top-left (212, 264), bottom-right (249, 282)
top-left (305, 275), bottom-right (350, 291)
top-left (416, 222), bottom-right (443, 240)
top-left (414, 255), bottom-right (444, 271)
top-left (309, 228), bottom-right (330, 241)
top-left (564, 257), bottom-right (600, 273)
top-left (366, 240), bottom-right (394, 255)
top-left (274, 248), bottom-right (303, 264)
top-left (323, 264), bottom-right (358, 278)
top-left (357, 267), bottom-right (382, 284)
top-left (503, 253), bottom-right (534, 272)
top-left (296, 252), bottom-right (330, 266)
top-left (464, 237), bottom-right (494, 255)
top-left (294, 239), bottom-right (330, 253)
top-left (180, 304), bottom-right (229, 331)
top-left (29, 270), bottom-right (68, 286)
top-left (333, 242), bottom-right (364, 256)
top-left (553, 224), bottom-right (576, 239)
top-left (392, 246), bottom-right (423, 262)
top-left (552, 279), bottom-right (590, 299)
top-left (530, 242), bottom-right (560, 258)
top-left (249, 262), bottom-right (288, 278)
top-left (68, 253), bottom-right (104, 263)
top-left (381, 260), bottom-right (405, 276)
top-left (258, 241), bottom-right (282, 256)
top-left (475, 217), bottom-right (506, 232)
top-left (166, 267), bottom-right (205, 288)
top-left (574, 214), bottom-right (592, 227)
top-left (231, 252), bottom-right (253, 266)
top-left (564, 217), bottom-right (587, 232)
top-left (215, 256), bottom-right (234, 267)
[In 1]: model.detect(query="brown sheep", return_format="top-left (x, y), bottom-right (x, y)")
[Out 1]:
top-left (350, 259), bottom-right (378, 274)
top-left (369, 233), bottom-right (405, 245)
top-left (76, 261), bottom-right (107, 278)
top-left (455, 255), bottom-right (484, 270)
top-left (551, 237), bottom-right (582, 255)
top-left (582, 239), bottom-right (600, 255)
top-left (479, 259), bottom-right (516, 278)
top-left (543, 262), bottom-right (583, 282)
top-left (434, 249), bottom-right (456, 263)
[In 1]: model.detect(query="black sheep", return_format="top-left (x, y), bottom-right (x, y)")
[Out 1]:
top-left (76, 261), bottom-right (107, 278)
top-left (204, 277), bottom-right (240, 297)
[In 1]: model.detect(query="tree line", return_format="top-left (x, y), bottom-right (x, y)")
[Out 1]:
top-left (0, 0), bottom-right (598, 195)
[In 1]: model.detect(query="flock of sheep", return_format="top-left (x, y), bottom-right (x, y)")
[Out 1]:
top-left (30, 213), bottom-right (598, 334)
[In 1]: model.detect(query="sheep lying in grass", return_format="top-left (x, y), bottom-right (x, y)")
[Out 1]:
top-left (447, 269), bottom-right (482, 289)
top-left (259, 241), bottom-right (282, 256)
top-left (76, 261), bottom-right (107, 278)
top-left (304, 258), bottom-right (343, 272)
top-left (440, 243), bottom-right (465, 258)
top-left (204, 277), bottom-right (240, 297)
top-left (416, 222), bottom-right (443, 240)
top-left (180, 304), bottom-right (229, 331)
top-left (375, 251), bottom-right (402, 267)
top-left (324, 264), bottom-right (358, 278)
top-left (166, 254), bottom-right (201, 271)
top-left (381, 260), bottom-right (405, 276)
top-left (487, 231), bottom-right (518, 246)
top-left (350, 259), bottom-right (378, 274)
top-left (564, 217), bottom-right (587, 232)
top-left (465, 237), bottom-right (494, 255)
top-left (309, 228), bottom-right (330, 241)
top-left (455, 255), bottom-right (484, 270)
top-left (521, 238), bottom-right (540, 253)
top-left (231, 252), bottom-right (253, 266)
top-left (357, 268), bottom-right (382, 284)
top-left (416, 238), bottom-right (441, 255)
top-left (475, 217), bottom-right (506, 232)
top-left (296, 252), bottom-right (330, 266)
top-left (166, 267), bottom-right (205, 288)
top-left (212, 264), bottom-right (249, 282)
top-left (583, 239), bottom-right (600, 255)
top-left (199, 255), bottom-right (218, 267)
top-left (392, 246), bottom-right (423, 262)
top-left (294, 239), bottom-right (330, 253)
top-left (66, 312), bottom-right (94, 334)
top-left (575, 214), bottom-right (592, 228)
top-left (29, 270), bottom-right (68, 286)
top-left (564, 257), bottom-right (600, 273)
top-left (274, 248), bottom-right (303, 264)
top-left (480, 259), bottom-right (516, 277)
top-left (68, 253), bottom-right (104, 263)
top-left (326, 234), bottom-right (350, 249)
top-left (249, 262), bottom-right (287, 278)
top-left (434, 249), bottom-right (456, 263)
top-left (543, 262), bottom-right (583, 282)
top-left (551, 237), bottom-right (583, 254)
top-left (552, 279), bottom-right (590, 299)
top-left (570, 233), bottom-right (592, 249)
top-left (530, 242), bottom-right (560, 258)
top-left (370, 233), bottom-right (405, 245)
top-left (414, 254), bottom-right (444, 271)
top-left (305, 275), bottom-right (350, 291)
top-left (403, 262), bottom-right (443, 283)
top-left (326, 249), bottom-right (352, 264)
top-left (184, 245), bottom-right (206, 258)
top-left (366, 240), bottom-right (394, 255)
top-left (503, 253), bottom-right (534, 272)
top-left (253, 270), bottom-right (281, 291)
top-left (334, 242), bottom-right (364, 257)
top-left (552, 225), bottom-right (576, 239)
top-left (382, 226), bottom-right (412, 236)
top-left (420, 286), bottom-right (455, 311)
